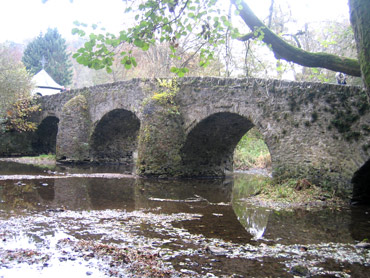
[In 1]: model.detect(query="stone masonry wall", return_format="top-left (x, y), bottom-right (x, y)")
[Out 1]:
top-left (1, 77), bottom-right (368, 198)
top-left (56, 94), bottom-right (91, 161)
top-left (175, 78), bottom-right (369, 195)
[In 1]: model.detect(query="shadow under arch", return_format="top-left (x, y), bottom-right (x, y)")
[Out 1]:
top-left (90, 109), bottom-right (140, 164)
top-left (32, 116), bottom-right (59, 154)
top-left (181, 112), bottom-right (267, 177)
top-left (351, 159), bottom-right (370, 205)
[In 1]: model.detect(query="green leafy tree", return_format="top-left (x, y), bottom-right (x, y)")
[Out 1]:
top-left (0, 43), bottom-right (32, 119)
top-left (0, 43), bottom-right (40, 133)
top-left (4, 97), bottom-right (41, 132)
top-left (72, 0), bottom-right (239, 77)
top-left (70, 0), bottom-right (369, 97)
top-left (22, 28), bottom-right (73, 86)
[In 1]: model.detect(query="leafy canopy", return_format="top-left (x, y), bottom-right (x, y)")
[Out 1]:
top-left (72, 0), bottom-right (241, 76)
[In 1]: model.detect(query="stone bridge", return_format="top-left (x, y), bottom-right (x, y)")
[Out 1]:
top-left (1, 77), bottom-right (369, 200)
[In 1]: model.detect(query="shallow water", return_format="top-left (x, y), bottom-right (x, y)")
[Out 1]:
top-left (0, 161), bottom-right (369, 277)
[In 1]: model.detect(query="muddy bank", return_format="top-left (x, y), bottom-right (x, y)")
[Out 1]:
top-left (239, 194), bottom-right (348, 211)
top-left (0, 157), bottom-right (56, 167)
top-left (0, 173), bottom-right (135, 180)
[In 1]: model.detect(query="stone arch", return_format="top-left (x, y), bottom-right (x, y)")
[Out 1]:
top-left (90, 109), bottom-right (140, 164)
top-left (181, 112), bottom-right (268, 177)
top-left (32, 116), bottom-right (59, 154)
top-left (351, 159), bottom-right (370, 205)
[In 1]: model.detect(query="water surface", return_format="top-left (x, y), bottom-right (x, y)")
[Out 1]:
top-left (0, 161), bottom-right (369, 277)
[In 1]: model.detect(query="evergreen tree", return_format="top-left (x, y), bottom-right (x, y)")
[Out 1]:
top-left (22, 28), bottom-right (73, 86)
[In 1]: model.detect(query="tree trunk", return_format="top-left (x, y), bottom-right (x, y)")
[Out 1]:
top-left (232, 0), bottom-right (361, 77)
top-left (349, 0), bottom-right (370, 97)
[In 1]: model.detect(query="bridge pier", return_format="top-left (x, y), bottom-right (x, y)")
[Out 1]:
top-left (56, 94), bottom-right (91, 162)
top-left (136, 99), bottom-right (185, 177)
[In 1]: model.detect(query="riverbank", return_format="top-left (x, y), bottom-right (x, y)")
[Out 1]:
top-left (233, 128), bottom-right (271, 170)
top-left (0, 154), bottom-right (56, 167)
top-left (241, 187), bottom-right (348, 211)
top-left (233, 174), bottom-right (349, 210)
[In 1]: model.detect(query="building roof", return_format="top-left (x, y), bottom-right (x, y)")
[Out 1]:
top-left (31, 69), bottom-right (64, 96)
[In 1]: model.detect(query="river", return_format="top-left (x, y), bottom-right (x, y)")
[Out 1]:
top-left (0, 161), bottom-right (369, 277)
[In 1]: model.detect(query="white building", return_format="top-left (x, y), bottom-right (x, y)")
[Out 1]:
top-left (31, 69), bottom-right (64, 96)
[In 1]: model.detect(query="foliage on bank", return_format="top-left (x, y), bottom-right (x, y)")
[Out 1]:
top-left (233, 127), bottom-right (271, 170)
top-left (1, 97), bottom-right (41, 133)
top-left (233, 174), bottom-right (347, 209)
top-left (0, 43), bottom-right (33, 124)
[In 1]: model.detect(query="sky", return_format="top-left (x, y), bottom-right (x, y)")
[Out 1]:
top-left (0, 0), bottom-right (350, 44)
top-left (0, 0), bottom-right (127, 43)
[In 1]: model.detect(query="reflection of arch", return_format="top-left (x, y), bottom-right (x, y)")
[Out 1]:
top-left (352, 159), bottom-right (370, 204)
top-left (32, 116), bottom-right (59, 154)
top-left (90, 109), bottom-right (140, 164)
top-left (36, 180), bottom-right (55, 201)
top-left (87, 178), bottom-right (136, 210)
top-left (181, 112), bottom-right (265, 177)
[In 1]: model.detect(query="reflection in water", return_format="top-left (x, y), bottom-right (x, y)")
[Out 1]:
top-left (0, 165), bottom-right (370, 277)
top-left (0, 180), bottom-right (43, 210)
top-left (232, 173), bottom-right (271, 240)
top-left (233, 203), bottom-right (270, 240)
top-left (0, 161), bottom-right (52, 176)
top-left (1, 171), bottom-right (369, 244)
top-left (231, 173), bottom-right (370, 244)
top-left (87, 178), bottom-right (136, 210)
top-left (0, 176), bottom-right (233, 212)
top-left (2, 171), bottom-right (369, 245)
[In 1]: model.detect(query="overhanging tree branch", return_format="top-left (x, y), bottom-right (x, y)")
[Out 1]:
top-left (232, 0), bottom-right (361, 77)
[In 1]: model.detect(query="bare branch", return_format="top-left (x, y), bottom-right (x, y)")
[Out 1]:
top-left (231, 0), bottom-right (361, 77)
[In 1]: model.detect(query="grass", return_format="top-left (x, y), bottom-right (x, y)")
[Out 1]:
top-left (233, 129), bottom-right (347, 208)
top-left (5, 154), bottom-right (57, 168)
top-left (233, 174), bottom-right (346, 209)
top-left (260, 179), bottom-right (322, 202)
top-left (23, 154), bottom-right (56, 160)
top-left (233, 128), bottom-right (271, 170)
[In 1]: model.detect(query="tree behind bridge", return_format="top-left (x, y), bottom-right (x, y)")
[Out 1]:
top-left (0, 43), bottom-right (32, 120)
top-left (22, 28), bottom-right (73, 86)
top-left (71, 0), bottom-right (369, 97)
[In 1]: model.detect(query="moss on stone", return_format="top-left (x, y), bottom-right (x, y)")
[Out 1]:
top-left (355, 92), bottom-right (370, 115)
top-left (137, 97), bottom-right (185, 178)
top-left (362, 144), bottom-right (370, 152)
top-left (345, 131), bottom-right (361, 141)
top-left (331, 111), bottom-right (359, 133)
top-left (63, 94), bottom-right (88, 112)
top-left (58, 94), bottom-right (91, 162)
top-left (311, 111), bottom-right (318, 123)
top-left (273, 163), bottom-right (353, 199)
top-left (362, 124), bottom-right (370, 133)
